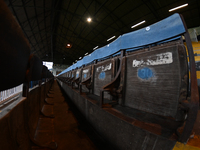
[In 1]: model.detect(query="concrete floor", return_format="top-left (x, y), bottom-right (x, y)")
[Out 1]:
top-left (33, 81), bottom-right (98, 150)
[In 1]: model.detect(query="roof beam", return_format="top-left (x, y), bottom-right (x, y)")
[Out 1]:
top-left (33, 0), bottom-right (45, 59)
top-left (51, 0), bottom-right (62, 62)
top-left (55, 0), bottom-right (72, 48)
top-left (56, 0), bottom-right (82, 50)
top-left (71, 0), bottom-right (128, 54)
top-left (8, 0), bottom-right (37, 52)
top-left (21, 0), bottom-right (40, 53)
top-left (141, 0), bottom-right (160, 20)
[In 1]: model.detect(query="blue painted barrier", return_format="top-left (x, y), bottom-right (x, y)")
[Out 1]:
top-left (59, 13), bottom-right (186, 75)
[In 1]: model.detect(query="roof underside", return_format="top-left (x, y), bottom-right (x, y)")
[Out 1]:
top-left (4, 0), bottom-right (200, 65)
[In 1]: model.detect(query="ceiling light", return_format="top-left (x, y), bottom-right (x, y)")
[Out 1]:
top-left (107, 36), bottom-right (116, 41)
top-left (75, 60), bottom-right (77, 62)
top-left (93, 46), bottom-right (98, 50)
top-left (87, 17), bottom-right (92, 22)
top-left (66, 43), bottom-right (72, 48)
top-left (169, 3), bottom-right (188, 12)
top-left (131, 20), bottom-right (145, 28)
top-left (85, 52), bottom-right (88, 56)
top-left (79, 57), bottom-right (82, 59)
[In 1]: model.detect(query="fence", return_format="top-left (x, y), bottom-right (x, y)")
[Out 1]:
top-left (0, 84), bottom-right (23, 103)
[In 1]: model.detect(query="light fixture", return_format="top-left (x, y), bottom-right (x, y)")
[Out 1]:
top-left (85, 52), bottom-right (88, 56)
top-left (75, 60), bottom-right (77, 62)
top-left (107, 36), bottom-right (116, 41)
top-left (87, 17), bottom-right (92, 22)
top-left (79, 57), bottom-right (82, 59)
top-left (93, 46), bottom-right (98, 50)
top-left (169, 3), bottom-right (188, 12)
top-left (131, 20), bottom-right (145, 28)
top-left (66, 43), bottom-right (72, 48)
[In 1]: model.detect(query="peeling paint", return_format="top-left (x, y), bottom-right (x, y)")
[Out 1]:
top-left (83, 69), bottom-right (89, 73)
top-left (138, 67), bottom-right (154, 80)
top-left (76, 73), bottom-right (79, 78)
top-left (76, 70), bottom-right (80, 78)
top-left (83, 74), bottom-right (87, 78)
top-left (98, 72), bottom-right (106, 80)
top-left (97, 63), bottom-right (112, 72)
top-left (133, 60), bottom-right (144, 67)
top-left (132, 52), bottom-right (173, 67)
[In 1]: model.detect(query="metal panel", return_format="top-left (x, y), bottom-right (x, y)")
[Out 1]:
top-left (75, 68), bottom-right (81, 79)
top-left (124, 44), bottom-right (187, 117)
top-left (81, 65), bottom-right (92, 92)
top-left (94, 59), bottom-right (115, 99)
top-left (82, 65), bottom-right (91, 82)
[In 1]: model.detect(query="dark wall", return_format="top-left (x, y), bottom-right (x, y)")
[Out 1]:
top-left (0, 80), bottom-right (53, 150)
top-left (57, 80), bottom-right (176, 150)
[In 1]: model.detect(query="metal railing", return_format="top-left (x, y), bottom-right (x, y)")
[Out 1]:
top-left (0, 84), bottom-right (23, 103)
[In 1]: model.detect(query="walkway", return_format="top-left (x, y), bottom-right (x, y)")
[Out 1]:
top-left (33, 80), bottom-right (97, 150)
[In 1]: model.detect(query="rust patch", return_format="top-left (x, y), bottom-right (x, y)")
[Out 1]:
top-left (187, 135), bottom-right (200, 148)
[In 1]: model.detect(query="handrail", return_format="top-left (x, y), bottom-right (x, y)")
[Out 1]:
top-left (79, 76), bottom-right (92, 94)
top-left (72, 77), bottom-right (80, 88)
top-left (100, 50), bottom-right (125, 107)
top-left (178, 15), bottom-right (199, 143)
